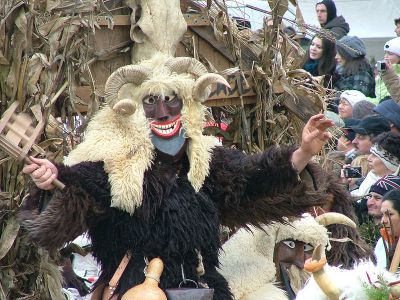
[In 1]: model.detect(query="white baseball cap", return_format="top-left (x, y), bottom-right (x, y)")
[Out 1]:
top-left (384, 37), bottom-right (400, 57)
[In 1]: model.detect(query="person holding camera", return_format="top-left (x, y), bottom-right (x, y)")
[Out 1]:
top-left (344, 117), bottom-right (391, 197)
top-left (352, 132), bottom-right (400, 238)
top-left (368, 37), bottom-right (400, 104)
top-left (350, 131), bottom-right (400, 198)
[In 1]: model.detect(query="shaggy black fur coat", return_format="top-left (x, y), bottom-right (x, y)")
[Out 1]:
top-left (20, 146), bottom-right (324, 299)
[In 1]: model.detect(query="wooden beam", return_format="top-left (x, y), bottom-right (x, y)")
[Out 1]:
top-left (190, 26), bottom-right (236, 64)
top-left (205, 96), bottom-right (256, 107)
top-left (283, 95), bottom-right (321, 122)
top-left (95, 15), bottom-right (130, 26)
top-left (208, 72), bottom-right (256, 100)
top-left (95, 14), bottom-right (210, 27)
top-left (74, 71), bottom-right (257, 107)
top-left (183, 14), bottom-right (210, 26)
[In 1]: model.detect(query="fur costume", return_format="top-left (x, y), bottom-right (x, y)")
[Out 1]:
top-left (304, 163), bottom-right (374, 268)
top-left (297, 260), bottom-right (397, 300)
top-left (20, 56), bottom-right (326, 299)
top-left (219, 214), bottom-right (329, 300)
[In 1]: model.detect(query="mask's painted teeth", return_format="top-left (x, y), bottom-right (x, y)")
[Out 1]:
top-left (151, 119), bottom-right (181, 138)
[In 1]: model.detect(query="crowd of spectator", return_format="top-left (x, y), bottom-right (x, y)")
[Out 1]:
top-left (298, 0), bottom-right (400, 272)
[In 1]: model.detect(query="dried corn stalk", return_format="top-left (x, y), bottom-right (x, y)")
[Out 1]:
top-left (0, 0), bottom-right (131, 298)
top-left (203, 0), bottom-right (332, 153)
top-left (0, 0), bottom-right (335, 297)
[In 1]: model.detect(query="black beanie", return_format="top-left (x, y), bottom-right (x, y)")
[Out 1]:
top-left (317, 0), bottom-right (337, 24)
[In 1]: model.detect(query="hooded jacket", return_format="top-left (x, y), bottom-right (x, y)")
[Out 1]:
top-left (323, 16), bottom-right (350, 39)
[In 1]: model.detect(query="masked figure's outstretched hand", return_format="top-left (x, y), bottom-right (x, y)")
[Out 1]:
top-left (292, 114), bottom-right (334, 172)
top-left (22, 156), bottom-right (58, 190)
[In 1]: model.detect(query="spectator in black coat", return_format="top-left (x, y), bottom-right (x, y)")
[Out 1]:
top-left (316, 0), bottom-right (350, 39)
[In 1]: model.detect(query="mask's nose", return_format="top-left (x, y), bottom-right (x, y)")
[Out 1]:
top-left (154, 99), bottom-right (169, 121)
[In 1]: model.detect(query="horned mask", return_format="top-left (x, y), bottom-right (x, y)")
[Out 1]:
top-left (219, 213), bottom-right (356, 299)
top-left (63, 54), bottom-right (229, 214)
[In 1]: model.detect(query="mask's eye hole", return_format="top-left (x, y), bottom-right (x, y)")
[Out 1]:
top-left (304, 244), bottom-right (314, 252)
top-left (282, 240), bottom-right (296, 249)
top-left (164, 94), bottom-right (176, 103)
top-left (143, 96), bottom-right (157, 105)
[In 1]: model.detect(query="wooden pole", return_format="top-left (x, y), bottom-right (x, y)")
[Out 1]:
top-left (24, 157), bottom-right (65, 190)
top-left (389, 238), bottom-right (400, 273)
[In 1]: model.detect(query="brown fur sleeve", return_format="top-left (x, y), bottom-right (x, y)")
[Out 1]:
top-left (19, 161), bottom-right (110, 251)
top-left (205, 146), bottom-right (325, 229)
top-left (305, 163), bottom-right (375, 268)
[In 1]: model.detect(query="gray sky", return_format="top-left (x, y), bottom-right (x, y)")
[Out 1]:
top-left (223, 0), bottom-right (400, 38)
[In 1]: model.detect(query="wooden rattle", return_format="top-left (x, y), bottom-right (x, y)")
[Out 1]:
top-left (0, 102), bottom-right (65, 189)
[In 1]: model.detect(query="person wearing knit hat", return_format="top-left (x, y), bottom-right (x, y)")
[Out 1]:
top-left (337, 36), bottom-right (367, 59)
top-left (369, 133), bottom-right (400, 177)
top-left (352, 100), bottom-right (376, 119)
top-left (334, 36), bottom-right (375, 98)
top-left (367, 37), bottom-right (400, 104)
top-left (370, 175), bottom-right (400, 270)
top-left (352, 132), bottom-right (400, 199)
top-left (338, 90), bottom-right (366, 119)
top-left (374, 99), bottom-right (400, 133)
top-left (367, 175), bottom-right (400, 224)
top-left (316, 0), bottom-right (349, 39)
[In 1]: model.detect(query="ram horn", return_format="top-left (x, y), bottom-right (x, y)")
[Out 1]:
top-left (112, 99), bottom-right (137, 116)
top-left (304, 244), bottom-right (341, 300)
top-left (105, 65), bottom-right (152, 109)
top-left (315, 212), bottom-right (357, 229)
top-left (192, 73), bottom-right (230, 102)
top-left (165, 57), bottom-right (208, 78)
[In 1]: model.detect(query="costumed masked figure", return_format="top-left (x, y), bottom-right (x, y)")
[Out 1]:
top-left (20, 53), bottom-right (334, 299)
top-left (219, 213), bottom-right (355, 300)
top-left (302, 163), bottom-right (375, 268)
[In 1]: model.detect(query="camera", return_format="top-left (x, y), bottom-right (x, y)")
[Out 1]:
top-left (376, 60), bottom-right (387, 72)
top-left (343, 166), bottom-right (362, 178)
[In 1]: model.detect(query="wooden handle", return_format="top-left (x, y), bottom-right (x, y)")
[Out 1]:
top-left (50, 177), bottom-right (65, 190)
top-left (389, 237), bottom-right (400, 273)
top-left (24, 157), bottom-right (65, 190)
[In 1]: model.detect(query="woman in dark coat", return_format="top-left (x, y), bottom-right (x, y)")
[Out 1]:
top-left (303, 35), bottom-right (338, 88)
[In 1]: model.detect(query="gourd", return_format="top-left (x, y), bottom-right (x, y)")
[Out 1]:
top-left (121, 258), bottom-right (167, 300)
